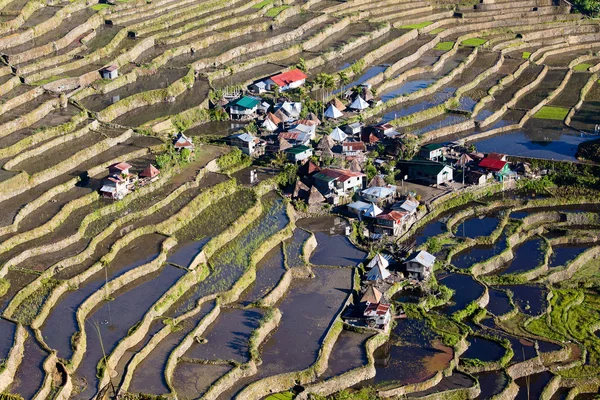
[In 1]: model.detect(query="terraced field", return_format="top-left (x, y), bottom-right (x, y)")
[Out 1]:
top-left (1, 0), bottom-right (600, 398)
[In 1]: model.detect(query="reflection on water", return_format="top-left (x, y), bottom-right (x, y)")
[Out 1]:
top-left (474, 130), bottom-right (592, 162)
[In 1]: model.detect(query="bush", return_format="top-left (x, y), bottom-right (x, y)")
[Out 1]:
top-left (216, 148), bottom-right (250, 172)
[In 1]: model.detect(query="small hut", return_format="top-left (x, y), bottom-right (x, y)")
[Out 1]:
top-left (360, 286), bottom-right (382, 304)
top-left (330, 127), bottom-right (348, 143)
top-left (324, 104), bottom-right (343, 119)
top-left (331, 97), bottom-right (346, 111)
top-left (139, 164), bottom-right (160, 183)
top-left (349, 95), bottom-right (369, 111)
top-left (307, 186), bottom-right (326, 205)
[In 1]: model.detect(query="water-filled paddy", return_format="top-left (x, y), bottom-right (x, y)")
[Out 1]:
top-left (437, 273), bottom-right (484, 315)
top-left (321, 330), bottom-right (370, 379)
top-left (499, 284), bottom-right (547, 316)
top-left (72, 265), bottom-right (186, 399)
top-left (499, 236), bottom-right (545, 275)
top-left (549, 244), bottom-right (588, 268)
top-left (515, 371), bottom-right (554, 400)
top-left (474, 370), bottom-right (509, 399)
top-left (454, 215), bottom-right (500, 239)
top-left (42, 234), bottom-right (165, 359)
top-left (461, 336), bottom-right (506, 362)
top-left (487, 287), bottom-right (513, 316)
top-left (128, 301), bottom-right (216, 395)
top-left (451, 238), bottom-right (507, 269)
top-left (367, 319), bottom-right (453, 388)
top-left (239, 243), bottom-right (286, 304)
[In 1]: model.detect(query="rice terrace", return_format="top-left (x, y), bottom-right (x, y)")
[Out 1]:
top-left (2, 0), bottom-right (600, 398)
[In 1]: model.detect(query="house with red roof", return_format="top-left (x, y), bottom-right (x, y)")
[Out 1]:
top-left (363, 303), bottom-right (391, 328)
top-left (174, 133), bottom-right (195, 151)
top-left (139, 164), bottom-right (160, 184)
top-left (265, 69), bottom-right (307, 91)
top-left (101, 161), bottom-right (136, 200)
top-left (342, 141), bottom-right (366, 156)
top-left (374, 210), bottom-right (409, 236)
top-left (479, 158), bottom-right (509, 174)
top-left (313, 168), bottom-right (366, 196)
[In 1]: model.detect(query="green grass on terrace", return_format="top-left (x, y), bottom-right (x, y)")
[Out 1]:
top-left (31, 75), bottom-right (70, 86)
top-left (522, 51), bottom-right (531, 59)
top-left (574, 63), bottom-right (592, 72)
top-left (434, 41), bottom-right (455, 51)
top-left (430, 28), bottom-right (445, 35)
top-left (252, 0), bottom-right (274, 9)
top-left (533, 106), bottom-right (570, 120)
top-left (265, 393), bottom-right (294, 400)
top-left (399, 21), bottom-right (433, 30)
top-left (91, 3), bottom-right (109, 10)
top-left (266, 5), bottom-right (290, 17)
top-left (461, 37), bottom-right (487, 47)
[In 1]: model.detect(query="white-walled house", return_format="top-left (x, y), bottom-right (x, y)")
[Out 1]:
top-left (313, 168), bottom-right (366, 196)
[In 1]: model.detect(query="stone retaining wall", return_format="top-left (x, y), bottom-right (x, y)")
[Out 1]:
top-left (0, 324), bottom-right (27, 392)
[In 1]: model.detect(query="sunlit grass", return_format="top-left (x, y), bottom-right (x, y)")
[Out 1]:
top-left (573, 63), bottom-right (592, 72)
top-left (434, 41), bottom-right (455, 51)
top-left (461, 37), bottom-right (487, 47)
top-left (399, 21), bottom-right (433, 29)
top-left (266, 5), bottom-right (289, 17)
top-left (533, 106), bottom-right (570, 120)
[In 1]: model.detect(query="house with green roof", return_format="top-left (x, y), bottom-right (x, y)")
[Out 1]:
top-left (397, 160), bottom-right (453, 186)
top-left (418, 143), bottom-right (446, 161)
top-left (285, 145), bottom-right (313, 163)
top-left (227, 96), bottom-right (260, 119)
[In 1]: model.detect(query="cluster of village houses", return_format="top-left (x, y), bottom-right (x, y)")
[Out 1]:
top-left (213, 68), bottom-right (519, 239)
top-left (342, 249), bottom-right (436, 330)
top-left (98, 132), bottom-right (193, 199)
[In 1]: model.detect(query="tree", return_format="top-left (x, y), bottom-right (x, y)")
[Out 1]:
top-left (279, 163), bottom-right (298, 186)
top-left (272, 83), bottom-right (280, 99)
top-left (179, 148), bottom-right (192, 164)
top-left (155, 153), bottom-right (172, 170)
top-left (338, 71), bottom-right (350, 95)
top-left (295, 58), bottom-right (307, 72)
top-left (365, 163), bottom-right (377, 181)
top-left (246, 120), bottom-right (258, 134)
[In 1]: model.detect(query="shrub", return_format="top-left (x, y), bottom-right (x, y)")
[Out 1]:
top-left (216, 148), bottom-right (250, 172)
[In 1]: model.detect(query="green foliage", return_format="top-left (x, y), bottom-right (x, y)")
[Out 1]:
top-left (295, 58), bottom-right (307, 72)
top-left (425, 236), bottom-right (443, 254)
top-left (364, 162), bottom-right (377, 181)
top-left (277, 164), bottom-right (298, 187)
top-left (461, 358), bottom-right (486, 367)
top-left (308, 387), bottom-right (379, 400)
top-left (577, 137), bottom-right (600, 163)
top-left (216, 148), bottom-right (251, 173)
top-left (522, 51), bottom-right (531, 59)
top-left (0, 394), bottom-right (25, 400)
top-left (516, 175), bottom-right (555, 193)
top-left (526, 288), bottom-right (600, 377)
top-left (572, 0), bottom-right (600, 16)
top-left (12, 278), bottom-right (61, 325)
top-left (0, 279), bottom-right (9, 298)
top-left (266, 393), bottom-right (293, 400)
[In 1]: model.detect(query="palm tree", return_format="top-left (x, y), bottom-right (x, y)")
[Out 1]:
top-left (338, 71), bottom-right (350, 96)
